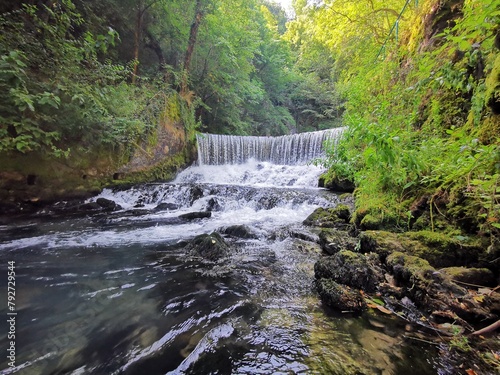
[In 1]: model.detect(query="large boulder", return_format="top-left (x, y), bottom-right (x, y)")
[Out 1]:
top-left (315, 279), bottom-right (365, 313)
top-left (314, 250), bottom-right (382, 292)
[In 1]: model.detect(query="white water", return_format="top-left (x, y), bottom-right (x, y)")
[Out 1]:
top-left (197, 128), bottom-right (343, 165)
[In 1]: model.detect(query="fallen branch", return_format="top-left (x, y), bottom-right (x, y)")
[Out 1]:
top-left (471, 320), bottom-right (500, 336)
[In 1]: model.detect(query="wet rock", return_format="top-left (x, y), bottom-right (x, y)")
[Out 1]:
top-left (96, 198), bottom-right (121, 211)
top-left (206, 197), bottom-right (222, 212)
top-left (314, 250), bottom-right (382, 292)
top-left (303, 205), bottom-right (351, 229)
top-left (179, 211), bottom-right (211, 220)
top-left (189, 185), bottom-right (204, 203)
top-left (78, 202), bottom-right (102, 211)
top-left (222, 225), bottom-right (257, 239)
top-left (186, 233), bottom-right (230, 261)
top-left (154, 202), bottom-right (179, 211)
top-left (441, 267), bottom-right (496, 287)
top-left (318, 229), bottom-right (357, 255)
top-left (315, 278), bottom-right (365, 312)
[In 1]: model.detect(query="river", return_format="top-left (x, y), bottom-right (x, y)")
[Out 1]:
top-left (0, 130), bottom-right (439, 374)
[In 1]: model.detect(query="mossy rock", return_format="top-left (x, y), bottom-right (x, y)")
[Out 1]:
top-left (303, 206), bottom-right (351, 229)
top-left (315, 278), bottom-right (366, 313)
top-left (318, 229), bottom-right (358, 255)
top-left (318, 173), bottom-right (355, 192)
top-left (386, 251), bottom-right (439, 288)
top-left (441, 267), bottom-right (496, 287)
top-left (314, 250), bottom-right (382, 292)
top-left (359, 231), bottom-right (406, 260)
top-left (353, 209), bottom-right (400, 231)
top-left (186, 232), bottom-right (229, 261)
top-left (359, 230), bottom-right (482, 268)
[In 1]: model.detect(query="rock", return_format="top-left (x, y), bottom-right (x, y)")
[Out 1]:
top-left (222, 225), bottom-right (257, 239)
top-left (359, 230), bottom-right (483, 268)
top-left (96, 197), bottom-right (120, 211)
top-left (78, 202), bottom-right (102, 211)
top-left (179, 211), bottom-right (211, 220)
top-left (154, 202), bottom-right (179, 211)
top-left (318, 173), bottom-right (355, 192)
top-left (303, 205), bottom-right (352, 229)
top-left (315, 278), bottom-right (365, 312)
top-left (206, 197), bottom-right (221, 212)
top-left (314, 250), bottom-right (382, 292)
top-left (441, 267), bottom-right (496, 287)
top-left (318, 229), bottom-right (357, 255)
top-left (186, 233), bottom-right (229, 261)
top-left (189, 185), bottom-right (204, 203)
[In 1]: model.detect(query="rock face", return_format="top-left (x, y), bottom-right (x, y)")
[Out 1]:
top-left (185, 233), bottom-right (229, 261)
top-left (315, 279), bottom-right (365, 312)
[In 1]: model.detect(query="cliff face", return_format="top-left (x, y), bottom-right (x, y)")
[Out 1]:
top-left (0, 94), bottom-right (195, 211)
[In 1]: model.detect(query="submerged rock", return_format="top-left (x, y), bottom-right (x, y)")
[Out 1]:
top-left (315, 278), bottom-right (365, 312)
top-left (186, 232), bottom-right (229, 261)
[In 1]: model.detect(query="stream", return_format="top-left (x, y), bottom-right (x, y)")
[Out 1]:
top-left (0, 130), bottom-right (441, 374)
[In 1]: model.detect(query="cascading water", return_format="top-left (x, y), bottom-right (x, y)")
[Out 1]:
top-left (196, 128), bottom-right (343, 165)
top-left (0, 129), bottom-right (439, 375)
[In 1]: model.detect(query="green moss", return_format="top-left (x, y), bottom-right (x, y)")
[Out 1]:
top-left (485, 54), bottom-right (500, 113)
top-left (386, 251), bottom-right (437, 287)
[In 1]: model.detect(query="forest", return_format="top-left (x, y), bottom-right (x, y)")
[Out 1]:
top-left (1, 0), bottom-right (500, 372)
top-left (2, 0), bottom-right (499, 246)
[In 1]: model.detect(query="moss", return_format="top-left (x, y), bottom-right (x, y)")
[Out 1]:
top-left (485, 54), bottom-right (500, 114)
top-left (441, 267), bottom-right (496, 286)
top-left (386, 251), bottom-right (438, 287)
top-left (303, 206), bottom-right (351, 228)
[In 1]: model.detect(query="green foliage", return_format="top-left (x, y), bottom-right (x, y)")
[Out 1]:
top-left (309, 0), bottom-right (500, 237)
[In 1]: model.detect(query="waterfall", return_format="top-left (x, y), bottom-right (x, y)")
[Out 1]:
top-left (196, 128), bottom-right (344, 166)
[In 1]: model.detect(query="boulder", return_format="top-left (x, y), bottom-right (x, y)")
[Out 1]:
top-left (186, 233), bottom-right (229, 261)
top-left (315, 279), bottom-right (365, 312)
top-left (222, 225), bottom-right (257, 239)
top-left (318, 229), bottom-right (357, 255)
top-left (314, 250), bottom-right (382, 292)
top-left (96, 198), bottom-right (121, 211)
top-left (359, 230), bottom-right (483, 268)
top-left (303, 205), bottom-right (352, 229)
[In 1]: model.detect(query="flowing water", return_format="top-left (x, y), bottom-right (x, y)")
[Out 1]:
top-left (0, 130), bottom-right (440, 374)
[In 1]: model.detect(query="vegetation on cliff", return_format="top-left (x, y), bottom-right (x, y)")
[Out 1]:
top-left (302, 0), bottom-right (500, 244)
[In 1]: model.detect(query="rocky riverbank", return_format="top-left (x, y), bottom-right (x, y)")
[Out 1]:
top-left (304, 202), bottom-right (500, 374)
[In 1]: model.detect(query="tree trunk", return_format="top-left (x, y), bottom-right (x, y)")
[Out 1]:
top-left (132, 3), bottom-right (143, 84)
top-left (181, 0), bottom-right (204, 95)
top-left (145, 29), bottom-right (166, 72)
